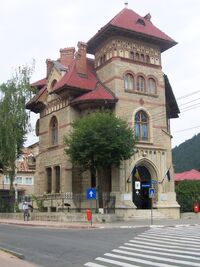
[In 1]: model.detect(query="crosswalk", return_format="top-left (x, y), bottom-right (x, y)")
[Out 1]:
top-left (84, 225), bottom-right (200, 267)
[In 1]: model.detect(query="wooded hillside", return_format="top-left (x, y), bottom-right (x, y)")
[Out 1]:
top-left (172, 133), bottom-right (200, 173)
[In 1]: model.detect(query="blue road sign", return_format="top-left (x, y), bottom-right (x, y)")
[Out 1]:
top-left (151, 180), bottom-right (157, 185)
top-left (141, 182), bottom-right (151, 188)
top-left (86, 188), bottom-right (97, 200)
top-left (149, 188), bottom-right (155, 198)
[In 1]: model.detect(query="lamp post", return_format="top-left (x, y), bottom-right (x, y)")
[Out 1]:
top-left (14, 181), bottom-right (18, 212)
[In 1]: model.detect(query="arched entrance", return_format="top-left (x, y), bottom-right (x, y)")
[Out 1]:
top-left (132, 165), bottom-right (151, 209)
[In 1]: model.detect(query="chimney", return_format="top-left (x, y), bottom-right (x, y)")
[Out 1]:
top-left (76, 41), bottom-right (87, 77)
top-left (59, 47), bottom-right (75, 67)
top-left (144, 13), bottom-right (152, 22)
top-left (46, 59), bottom-right (53, 78)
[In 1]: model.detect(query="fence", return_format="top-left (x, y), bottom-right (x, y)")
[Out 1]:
top-left (35, 192), bottom-right (116, 214)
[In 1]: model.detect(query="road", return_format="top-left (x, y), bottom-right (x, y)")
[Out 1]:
top-left (0, 224), bottom-right (147, 267)
top-left (85, 224), bottom-right (200, 267)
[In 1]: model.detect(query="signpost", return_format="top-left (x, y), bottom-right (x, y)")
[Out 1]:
top-left (149, 187), bottom-right (155, 225)
top-left (86, 188), bottom-right (97, 226)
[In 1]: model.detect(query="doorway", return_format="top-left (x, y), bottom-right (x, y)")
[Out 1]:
top-left (132, 166), bottom-right (151, 209)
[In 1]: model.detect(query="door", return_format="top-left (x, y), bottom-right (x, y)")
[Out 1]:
top-left (132, 166), bottom-right (151, 209)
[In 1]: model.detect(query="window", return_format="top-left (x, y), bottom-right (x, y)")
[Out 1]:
top-left (146, 55), bottom-right (150, 63)
top-left (25, 177), bottom-right (33, 185)
top-left (16, 177), bottom-right (23, 184)
top-left (46, 168), bottom-right (52, 193)
top-left (55, 166), bottom-right (60, 193)
top-left (130, 51), bottom-right (134, 60)
top-left (50, 79), bottom-right (57, 90)
top-left (4, 176), bottom-right (10, 184)
top-left (135, 53), bottom-right (139, 61)
top-left (141, 54), bottom-right (145, 62)
top-left (148, 78), bottom-right (156, 94)
top-left (50, 116), bottom-right (58, 145)
top-left (136, 18), bottom-right (146, 26)
top-left (124, 73), bottom-right (134, 91)
top-left (136, 76), bottom-right (145, 92)
top-left (135, 110), bottom-right (149, 141)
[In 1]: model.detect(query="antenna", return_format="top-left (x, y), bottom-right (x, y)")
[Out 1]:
top-left (124, 1), bottom-right (128, 8)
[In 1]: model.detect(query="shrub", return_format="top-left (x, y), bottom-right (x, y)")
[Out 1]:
top-left (175, 181), bottom-right (200, 212)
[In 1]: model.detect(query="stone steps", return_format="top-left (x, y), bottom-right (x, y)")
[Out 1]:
top-left (128, 209), bottom-right (170, 220)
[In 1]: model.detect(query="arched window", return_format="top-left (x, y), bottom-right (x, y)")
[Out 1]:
top-left (136, 76), bottom-right (145, 92)
top-left (146, 55), bottom-right (150, 63)
top-left (148, 78), bottom-right (156, 94)
top-left (51, 79), bottom-right (57, 90)
top-left (141, 54), bottom-right (145, 62)
top-left (55, 166), bottom-right (60, 193)
top-left (135, 53), bottom-right (139, 61)
top-left (135, 110), bottom-right (149, 141)
top-left (130, 51), bottom-right (134, 60)
top-left (50, 116), bottom-right (58, 145)
top-left (46, 167), bottom-right (52, 194)
top-left (124, 73), bottom-right (134, 91)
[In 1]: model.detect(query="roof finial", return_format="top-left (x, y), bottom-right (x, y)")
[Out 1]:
top-left (124, 1), bottom-right (128, 8)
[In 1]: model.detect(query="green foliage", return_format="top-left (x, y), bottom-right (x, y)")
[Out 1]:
top-left (65, 111), bottom-right (135, 171)
top-left (0, 64), bottom-right (34, 187)
top-left (175, 181), bottom-right (200, 212)
top-left (172, 133), bottom-right (200, 172)
top-left (31, 194), bottom-right (45, 212)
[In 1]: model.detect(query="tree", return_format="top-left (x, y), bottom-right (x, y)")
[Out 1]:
top-left (0, 65), bottom-right (34, 188)
top-left (65, 111), bottom-right (135, 186)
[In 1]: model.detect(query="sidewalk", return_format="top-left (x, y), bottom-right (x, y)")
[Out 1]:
top-left (0, 249), bottom-right (38, 267)
top-left (0, 216), bottom-right (199, 267)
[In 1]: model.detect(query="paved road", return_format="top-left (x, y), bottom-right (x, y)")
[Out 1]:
top-left (0, 224), bottom-right (146, 267)
top-left (84, 225), bottom-right (200, 266)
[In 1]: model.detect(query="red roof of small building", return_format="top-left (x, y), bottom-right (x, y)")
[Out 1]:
top-left (175, 169), bottom-right (200, 181)
top-left (87, 8), bottom-right (177, 53)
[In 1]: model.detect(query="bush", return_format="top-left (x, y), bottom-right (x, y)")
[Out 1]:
top-left (175, 181), bottom-right (200, 212)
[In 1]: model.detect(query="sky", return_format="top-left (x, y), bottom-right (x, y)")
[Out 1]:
top-left (1, 0), bottom-right (200, 148)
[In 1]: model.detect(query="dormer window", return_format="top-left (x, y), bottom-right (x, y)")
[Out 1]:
top-left (136, 18), bottom-right (145, 26)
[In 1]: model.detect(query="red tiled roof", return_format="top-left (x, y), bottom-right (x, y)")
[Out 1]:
top-left (53, 59), bottom-right (97, 92)
top-left (175, 169), bottom-right (200, 181)
top-left (31, 78), bottom-right (47, 88)
top-left (71, 83), bottom-right (116, 104)
top-left (110, 8), bottom-right (175, 42)
top-left (26, 85), bottom-right (47, 108)
top-left (87, 8), bottom-right (177, 53)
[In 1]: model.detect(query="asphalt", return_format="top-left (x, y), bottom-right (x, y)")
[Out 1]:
top-left (0, 216), bottom-right (200, 267)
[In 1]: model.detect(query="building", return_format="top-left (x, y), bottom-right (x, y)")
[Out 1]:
top-left (0, 142), bottom-right (38, 202)
top-left (175, 169), bottom-right (200, 183)
top-left (26, 6), bottom-right (180, 218)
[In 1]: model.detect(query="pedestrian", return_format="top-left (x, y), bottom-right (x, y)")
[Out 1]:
top-left (22, 201), bottom-right (29, 221)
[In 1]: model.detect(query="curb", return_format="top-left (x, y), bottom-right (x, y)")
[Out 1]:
top-left (0, 220), bottom-right (101, 229)
top-left (0, 247), bottom-right (24, 259)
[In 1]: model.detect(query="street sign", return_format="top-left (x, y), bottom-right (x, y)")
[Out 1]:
top-left (141, 182), bottom-right (151, 188)
top-left (149, 188), bottom-right (155, 198)
top-left (151, 180), bottom-right (157, 185)
top-left (135, 181), bottom-right (141, 190)
top-left (86, 188), bottom-right (97, 200)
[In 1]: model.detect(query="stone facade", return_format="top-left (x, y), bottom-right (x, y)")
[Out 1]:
top-left (27, 7), bottom-right (180, 219)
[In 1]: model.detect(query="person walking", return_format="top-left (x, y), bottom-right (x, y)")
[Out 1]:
top-left (22, 201), bottom-right (29, 221)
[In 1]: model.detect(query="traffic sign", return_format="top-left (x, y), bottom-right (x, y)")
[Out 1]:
top-left (86, 188), bottom-right (97, 200)
top-left (151, 180), bottom-right (157, 185)
top-left (141, 182), bottom-right (151, 188)
top-left (149, 188), bottom-right (155, 198)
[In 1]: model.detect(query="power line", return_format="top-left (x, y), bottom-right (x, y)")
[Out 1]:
top-left (173, 125), bottom-right (200, 134)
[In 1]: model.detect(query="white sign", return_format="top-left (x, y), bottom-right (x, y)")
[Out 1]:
top-left (135, 181), bottom-right (141, 190)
